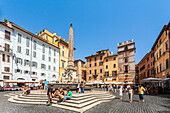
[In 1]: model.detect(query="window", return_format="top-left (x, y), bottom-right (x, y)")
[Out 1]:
top-left (33, 51), bottom-right (36, 57)
top-left (42, 44), bottom-right (45, 53)
top-left (15, 69), bottom-right (22, 74)
top-left (94, 70), bottom-right (97, 75)
top-left (26, 49), bottom-right (29, 55)
top-left (62, 62), bottom-right (65, 68)
top-left (157, 66), bottom-right (159, 73)
top-left (112, 79), bottom-right (116, 81)
top-left (62, 45), bottom-right (64, 49)
top-left (4, 67), bottom-right (10, 72)
top-left (62, 51), bottom-right (64, 56)
top-left (32, 62), bottom-right (37, 68)
top-left (2, 54), bottom-right (5, 62)
top-left (48, 65), bottom-right (51, 70)
top-left (106, 59), bottom-right (108, 62)
top-left (18, 33), bottom-right (22, 43)
top-left (99, 62), bottom-right (103, 66)
top-left (52, 39), bottom-right (54, 43)
top-left (124, 46), bottom-right (128, 50)
top-left (16, 58), bottom-right (23, 65)
top-left (94, 57), bottom-right (97, 61)
top-left (89, 70), bottom-right (91, 74)
top-left (159, 49), bottom-right (161, 57)
top-left (89, 58), bottom-right (91, 62)
top-left (26, 37), bottom-right (30, 47)
top-left (62, 73), bottom-right (64, 77)
top-left (160, 63), bottom-right (162, 72)
top-left (125, 58), bottom-right (128, 63)
top-left (53, 67), bottom-right (56, 71)
top-left (41, 64), bottom-right (46, 70)
top-left (75, 62), bottom-right (77, 67)
top-left (147, 57), bottom-right (149, 62)
top-left (49, 47), bottom-right (51, 54)
top-left (46, 35), bottom-right (48, 40)
top-left (100, 76), bottom-right (102, 80)
top-left (113, 64), bottom-right (116, 68)
top-left (53, 75), bottom-right (56, 78)
top-left (17, 46), bottom-right (21, 53)
top-left (165, 42), bottom-right (168, 50)
top-left (100, 56), bottom-right (102, 60)
top-left (5, 30), bottom-right (10, 40)
top-left (4, 43), bottom-right (10, 52)
top-left (113, 57), bottom-right (116, 60)
top-left (112, 71), bottom-right (117, 76)
top-left (156, 53), bottom-right (158, 60)
top-left (42, 54), bottom-right (45, 60)
top-left (32, 72), bottom-right (37, 75)
top-left (24, 70), bottom-right (29, 74)
top-left (106, 65), bottom-right (108, 69)
top-left (7, 55), bottom-right (10, 62)
top-left (159, 39), bottom-right (161, 45)
top-left (41, 73), bottom-right (46, 77)
top-left (105, 71), bottom-right (109, 77)
top-left (89, 76), bottom-right (91, 80)
top-left (100, 69), bottom-right (102, 73)
top-left (24, 60), bottom-right (30, 66)
top-left (54, 50), bottom-right (56, 56)
top-left (94, 63), bottom-right (97, 66)
top-left (48, 57), bottom-right (51, 62)
top-left (54, 58), bottom-right (56, 63)
top-left (33, 40), bottom-right (36, 50)
top-left (166, 59), bottom-right (169, 69)
top-left (89, 64), bottom-right (91, 67)
top-left (147, 64), bottom-right (150, 68)
top-left (147, 70), bottom-right (150, 77)
top-left (125, 65), bottom-right (128, 73)
top-left (3, 76), bottom-right (9, 80)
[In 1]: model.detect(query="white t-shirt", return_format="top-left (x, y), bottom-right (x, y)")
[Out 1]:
top-left (119, 88), bottom-right (123, 96)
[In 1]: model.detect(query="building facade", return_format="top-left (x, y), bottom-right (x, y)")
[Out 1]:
top-left (85, 49), bottom-right (111, 83)
top-left (151, 22), bottom-right (170, 80)
top-left (0, 21), bottom-right (60, 84)
top-left (74, 60), bottom-right (86, 82)
top-left (38, 29), bottom-right (69, 80)
top-left (137, 50), bottom-right (155, 83)
top-left (117, 39), bottom-right (136, 83)
top-left (103, 54), bottom-right (118, 83)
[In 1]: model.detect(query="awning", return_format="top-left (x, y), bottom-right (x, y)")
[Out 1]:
top-left (141, 78), bottom-right (165, 82)
top-left (4, 80), bottom-right (38, 83)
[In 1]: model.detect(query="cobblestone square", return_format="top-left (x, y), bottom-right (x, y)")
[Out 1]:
top-left (0, 91), bottom-right (169, 113)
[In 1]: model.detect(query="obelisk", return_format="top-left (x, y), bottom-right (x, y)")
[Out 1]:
top-left (68, 22), bottom-right (74, 66)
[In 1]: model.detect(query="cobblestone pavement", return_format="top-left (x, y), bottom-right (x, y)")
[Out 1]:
top-left (0, 91), bottom-right (170, 113)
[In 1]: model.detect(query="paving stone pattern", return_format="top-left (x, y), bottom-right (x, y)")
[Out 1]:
top-left (0, 91), bottom-right (170, 113)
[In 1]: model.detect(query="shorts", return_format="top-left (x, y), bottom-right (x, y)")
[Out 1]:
top-left (44, 85), bottom-right (48, 90)
top-left (139, 94), bottom-right (144, 100)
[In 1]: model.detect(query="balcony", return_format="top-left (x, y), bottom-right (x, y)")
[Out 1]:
top-left (0, 46), bottom-right (13, 54)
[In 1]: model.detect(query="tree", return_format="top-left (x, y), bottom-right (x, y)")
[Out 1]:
top-left (4, 17), bottom-right (7, 22)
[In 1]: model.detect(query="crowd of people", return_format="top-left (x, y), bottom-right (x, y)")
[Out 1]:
top-left (46, 84), bottom-right (73, 107)
top-left (102, 84), bottom-right (146, 103)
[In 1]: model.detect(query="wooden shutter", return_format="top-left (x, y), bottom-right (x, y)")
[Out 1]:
top-left (5, 30), bottom-right (10, 40)
top-left (2, 54), bottom-right (5, 62)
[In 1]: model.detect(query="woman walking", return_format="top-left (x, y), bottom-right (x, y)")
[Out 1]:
top-left (119, 86), bottom-right (124, 100)
top-left (128, 86), bottom-right (134, 103)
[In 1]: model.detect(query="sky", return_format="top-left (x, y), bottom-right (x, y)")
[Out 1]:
top-left (0, 0), bottom-right (170, 64)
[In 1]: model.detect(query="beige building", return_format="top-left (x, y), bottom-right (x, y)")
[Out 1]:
top-left (38, 29), bottom-right (69, 80)
top-left (151, 22), bottom-right (170, 80)
top-left (103, 54), bottom-right (118, 83)
top-left (117, 39), bottom-right (136, 83)
top-left (85, 49), bottom-right (111, 83)
top-left (74, 60), bottom-right (86, 82)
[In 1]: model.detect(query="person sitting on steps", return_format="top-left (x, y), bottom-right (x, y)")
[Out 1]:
top-left (63, 87), bottom-right (72, 102)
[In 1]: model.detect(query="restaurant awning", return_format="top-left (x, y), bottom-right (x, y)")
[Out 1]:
top-left (3, 80), bottom-right (38, 83)
top-left (141, 78), bottom-right (166, 82)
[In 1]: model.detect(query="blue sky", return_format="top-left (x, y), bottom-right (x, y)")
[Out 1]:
top-left (0, 0), bottom-right (170, 64)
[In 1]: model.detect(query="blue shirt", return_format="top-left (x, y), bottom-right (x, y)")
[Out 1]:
top-left (44, 81), bottom-right (48, 86)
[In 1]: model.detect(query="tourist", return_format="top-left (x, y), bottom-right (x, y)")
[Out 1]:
top-left (76, 82), bottom-right (80, 93)
top-left (80, 81), bottom-right (85, 93)
top-left (127, 86), bottom-right (134, 103)
top-left (57, 88), bottom-right (65, 103)
top-left (138, 85), bottom-right (146, 102)
top-left (63, 87), bottom-right (72, 102)
top-left (119, 85), bottom-right (124, 100)
top-left (44, 79), bottom-right (49, 92)
top-left (22, 86), bottom-right (30, 95)
top-left (52, 88), bottom-right (57, 98)
top-left (46, 84), bottom-right (53, 107)
top-left (108, 84), bottom-right (113, 95)
top-left (103, 83), bottom-right (106, 92)
top-left (113, 85), bottom-right (116, 93)
top-left (60, 88), bottom-right (65, 96)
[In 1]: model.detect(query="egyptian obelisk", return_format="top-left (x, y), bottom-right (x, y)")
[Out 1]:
top-left (60, 21), bottom-right (78, 83)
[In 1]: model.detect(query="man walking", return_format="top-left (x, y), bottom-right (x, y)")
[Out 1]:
top-left (138, 85), bottom-right (146, 102)
top-left (47, 84), bottom-right (53, 107)
top-left (44, 79), bottom-right (49, 92)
